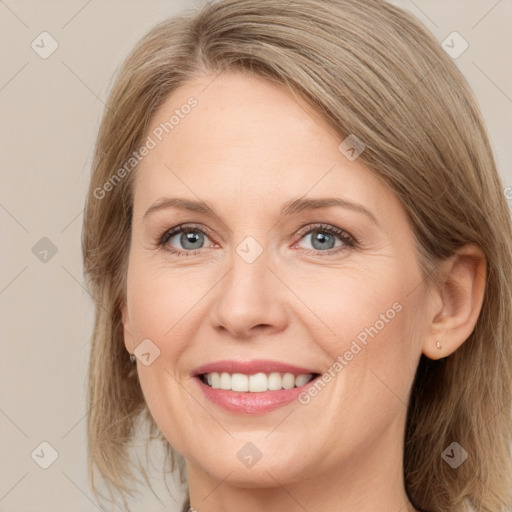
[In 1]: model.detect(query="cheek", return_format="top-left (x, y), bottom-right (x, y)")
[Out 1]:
top-left (291, 263), bottom-right (413, 351)
top-left (126, 263), bottom-right (208, 356)
top-left (125, 264), bottom-right (206, 453)
top-left (303, 264), bottom-right (424, 415)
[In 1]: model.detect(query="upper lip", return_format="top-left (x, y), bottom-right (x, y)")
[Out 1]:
top-left (192, 359), bottom-right (320, 377)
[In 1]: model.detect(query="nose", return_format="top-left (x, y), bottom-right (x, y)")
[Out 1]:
top-left (210, 238), bottom-right (288, 339)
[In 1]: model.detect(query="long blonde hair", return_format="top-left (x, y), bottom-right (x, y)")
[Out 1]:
top-left (82, 1), bottom-right (512, 510)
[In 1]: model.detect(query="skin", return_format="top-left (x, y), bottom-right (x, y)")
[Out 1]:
top-left (121, 71), bottom-right (486, 512)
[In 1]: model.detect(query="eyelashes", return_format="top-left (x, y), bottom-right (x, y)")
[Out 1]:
top-left (155, 222), bottom-right (358, 257)
top-left (156, 223), bottom-right (217, 257)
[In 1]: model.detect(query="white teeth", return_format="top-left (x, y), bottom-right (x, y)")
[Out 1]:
top-left (294, 374), bottom-right (311, 387)
top-left (211, 372), bottom-right (220, 389)
top-left (220, 372), bottom-right (231, 390)
top-left (268, 372), bottom-right (282, 391)
top-left (202, 371), bottom-right (315, 392)
top-left (249, 372), bottom-right (267, 392)
top-left (282, 373), bottom-right (295, 389)
top-left (231, 373), bottom-right (249, 392)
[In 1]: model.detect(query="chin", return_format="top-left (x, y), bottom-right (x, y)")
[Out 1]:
top-left (191, 445), bottom-right (313, 487)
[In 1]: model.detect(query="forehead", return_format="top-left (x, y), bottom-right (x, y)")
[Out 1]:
top-left (132, 71), bottom-right (399, 224)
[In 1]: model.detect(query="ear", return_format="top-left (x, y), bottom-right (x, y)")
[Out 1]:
top-left (422, 244), bottom-right (486, 360)
top-left (121, 301), bottom-right (135, 355)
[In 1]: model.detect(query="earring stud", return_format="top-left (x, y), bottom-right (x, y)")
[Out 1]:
top-left (130, 354), bottom-right (137, 365)
top-left (436, 341), bottom-right (442, 350)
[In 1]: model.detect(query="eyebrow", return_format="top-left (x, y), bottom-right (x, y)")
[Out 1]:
top-left (143, 196), bottom-right (379, 225)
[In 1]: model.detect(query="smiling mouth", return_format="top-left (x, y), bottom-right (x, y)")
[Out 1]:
top-left (198, 371), bottom-right (321, 392)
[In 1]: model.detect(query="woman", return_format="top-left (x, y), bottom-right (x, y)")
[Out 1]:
top-left (81, 0), bottom-right (512, 511)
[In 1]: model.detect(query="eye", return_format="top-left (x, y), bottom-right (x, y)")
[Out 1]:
top-left (158, 223), bottom-right (215, 256)
top-left (293, 223), bottom-right (356, 254)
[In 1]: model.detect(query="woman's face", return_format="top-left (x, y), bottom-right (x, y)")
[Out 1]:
top-left (122, 72), bottom-right (434, 491)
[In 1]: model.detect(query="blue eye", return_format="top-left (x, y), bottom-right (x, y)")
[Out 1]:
top-left (294, 223), bottom-right (355, 253)
top-left (159, 224), bottom-right (214, 256)
top-left (157, 222), bottom-right (356, 256)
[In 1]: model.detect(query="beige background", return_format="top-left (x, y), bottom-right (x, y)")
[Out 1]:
top-left (1, 1), bottom-right (511, 511)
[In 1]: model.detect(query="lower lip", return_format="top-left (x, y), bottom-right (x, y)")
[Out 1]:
top-left (194, 375), bottom-right (320, 414)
